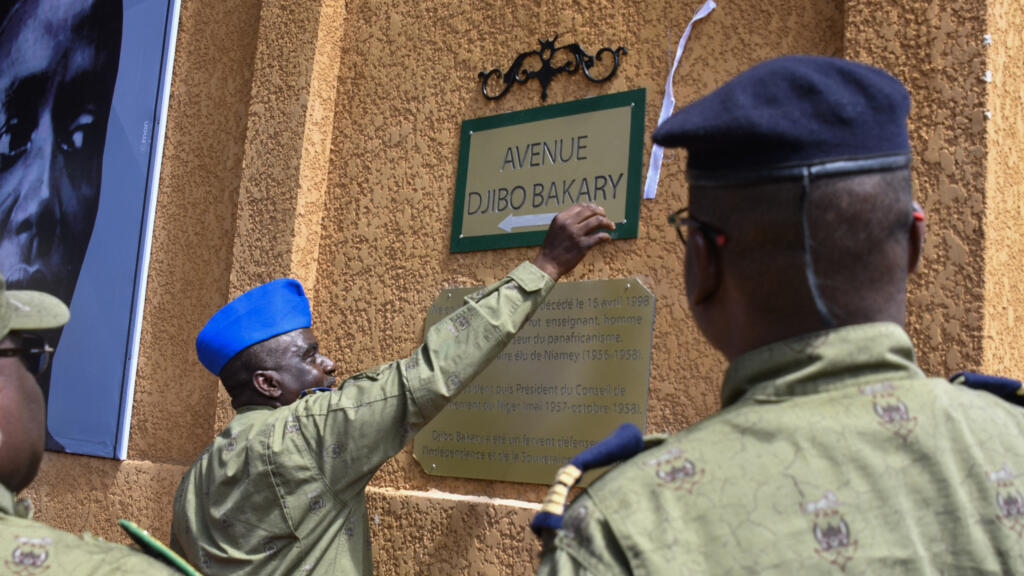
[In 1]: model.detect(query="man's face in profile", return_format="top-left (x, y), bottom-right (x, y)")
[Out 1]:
top-left (0, 0), bottom-right (121, 306)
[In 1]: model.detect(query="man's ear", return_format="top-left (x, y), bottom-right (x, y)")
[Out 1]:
top-left (688, 231), bottom-right (721, 306)
top-left (252, 370), bottom-right (283, 399)
top-left (908, 203), bottom-right (925, 274)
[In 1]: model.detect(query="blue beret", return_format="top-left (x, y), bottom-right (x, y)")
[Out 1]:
top-left (652, 55), bottom-right (911, 179)
top-left (196, 278), bottom-right (312, 376)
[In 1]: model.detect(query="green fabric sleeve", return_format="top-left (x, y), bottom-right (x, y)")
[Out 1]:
top-left (295, 261), bottom-right (555, 494)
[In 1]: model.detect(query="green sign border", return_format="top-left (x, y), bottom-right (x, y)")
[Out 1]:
top-left (450, 89), bottom-right (646, 253)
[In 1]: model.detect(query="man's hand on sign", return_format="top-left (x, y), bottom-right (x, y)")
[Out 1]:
top-left (532, 203), bottom-right (615, 281)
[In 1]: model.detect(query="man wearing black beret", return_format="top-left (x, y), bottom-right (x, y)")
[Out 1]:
top-left (537, 55), bottom-right (1024, 574)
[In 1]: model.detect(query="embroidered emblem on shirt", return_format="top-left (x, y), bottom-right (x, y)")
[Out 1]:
top-left (285, 416), bottom-right (300, 434)
top-left (645, 447), bottom-right (704, 494)
top-left (799, 490), bottom-right (858, 572)
top-left (860, 382), bottom-right (917, 442)
top-left (325, 442), bottom-right (342, 460)
top-left (991, 465), bottom-right (1024, 538)
top-left (447, 311), bottom-right (471, 335)
top-left (308, 489), bottom-right (326, 512)
top-left (404, 356), bottom-right (419, 372)
top-left (198, 549), bottom-right (211, 571)
top-left (6, 537), bottom-right (51, 575)
top-left (561, 504), bottom-right (590, 545)
top-left (224, 431), bottom-right (239, 453)
top-left (446, 374), bottom-right (463, 393)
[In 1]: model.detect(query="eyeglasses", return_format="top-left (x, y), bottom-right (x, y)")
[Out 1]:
top-left (667, 207), bottom-right (727, 247)
top-left (0, 334), bottom-right (54, 376)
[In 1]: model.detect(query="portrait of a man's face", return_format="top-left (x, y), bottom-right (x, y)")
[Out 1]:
top-left (0, 0), bottom-right (122, 309)
top-left (0, 0), bottom-right (172, 458)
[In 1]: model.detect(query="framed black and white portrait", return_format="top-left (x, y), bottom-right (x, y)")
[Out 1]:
top-left (0, 0), bottom-right (179, 458)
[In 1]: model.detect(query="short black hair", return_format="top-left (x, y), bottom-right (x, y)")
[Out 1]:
top-left (691, 168), bottom-right (914, 326)
top-left (218, 338), bottom-right (281, 399)
top-left (807, 168), bottom-right (914, 324)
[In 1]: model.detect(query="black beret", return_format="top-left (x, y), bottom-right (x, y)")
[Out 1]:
top-left (652, 55), bottom-right (911, 180)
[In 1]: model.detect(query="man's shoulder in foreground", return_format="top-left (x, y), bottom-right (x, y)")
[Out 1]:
top-left (542, 363), bottom-right (1024, 574)
top-left (539, 419), bottom-right (743, 575)
top-left (0, 512), bottom-right (180, 575)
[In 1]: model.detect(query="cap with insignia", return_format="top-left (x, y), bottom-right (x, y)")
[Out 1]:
top-left (0, 274), bottom-right (70, 338)
top-left (196, 278), bottom-right (312, 376)
top-left (655, 55), bottom-right (914, 326)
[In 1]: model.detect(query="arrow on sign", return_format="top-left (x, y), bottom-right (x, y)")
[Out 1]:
top-left (498, 212), bottom-right (557, 232)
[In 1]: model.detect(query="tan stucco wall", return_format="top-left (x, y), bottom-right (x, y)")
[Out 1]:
top-left (984, 0), bottom-right (1024, 376)
top-left (21, 0), bottom-right (1023, 574)
top-left (846, 0), bottom-right (990, 376)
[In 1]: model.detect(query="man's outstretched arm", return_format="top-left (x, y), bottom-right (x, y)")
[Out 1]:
top-left (307, 204), bottom-right (615, 487)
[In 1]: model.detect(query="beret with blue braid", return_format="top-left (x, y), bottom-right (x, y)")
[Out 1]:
top-left (531, 422), bottom-right (644, 535)
top-left (196, 278), bottom-right (312, 376)
top-left (652, 55), bottom-right (911, 180)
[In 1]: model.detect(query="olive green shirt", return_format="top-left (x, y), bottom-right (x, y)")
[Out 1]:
top-left (539, 323), bottom-right (1024, 575)
top-left (0, 484), bottom-right (180, 574)
top-left (172, 261), bottom-right (554, 575)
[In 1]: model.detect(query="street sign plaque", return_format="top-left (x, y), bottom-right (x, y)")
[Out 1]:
top-left (450, 90), bottom-right (645, 252)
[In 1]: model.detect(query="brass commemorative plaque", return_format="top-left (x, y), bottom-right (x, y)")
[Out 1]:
top-left (414, 278), bottom-right (653, 485)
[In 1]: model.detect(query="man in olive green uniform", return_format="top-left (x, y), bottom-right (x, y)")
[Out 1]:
top-left (0, 276), bottom-right (183, 574)
top-left (171, 204), bottom-right (614, 574)
top-left (537, 56), bottom-right (1024, 574)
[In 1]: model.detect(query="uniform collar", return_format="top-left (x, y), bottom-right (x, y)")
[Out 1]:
top-left (721, 322), bottom-right (925, 408)
top-left (0, 484), bottom-right (13, 515)
top-left (0, 483), bottom-right (32, 518)
top-left (236, 405), bottom-right (275, 415)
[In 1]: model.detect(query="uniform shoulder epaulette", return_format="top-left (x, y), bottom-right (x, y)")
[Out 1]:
top-left (951, 371), bottom-right (1024, 406)
top-left (530, 423), bottom-right (644, 535)
top-left (118, 520), bottom-right (201, 576)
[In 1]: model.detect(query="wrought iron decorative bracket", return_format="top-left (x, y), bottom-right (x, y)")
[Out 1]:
top-left (479, 36), bottom-right (627, 101)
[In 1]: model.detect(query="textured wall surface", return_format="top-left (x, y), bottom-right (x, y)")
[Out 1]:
top-left (23, 454), bottom-right (185, 542)
top-left (128, 0), bottom-right (262, 465)
top-left (226, 0), bottom-right (346, 294)
top-left (213, 0), bottom-right (349, 432)
top-left (368, 487), bottom-right (542, 575)
top-left (19, 0), bottom-right (1023, 573)
top-left (984, 0), bottom-right (1024, 375)
top-left (846, 0), bottom-right (989, 376)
